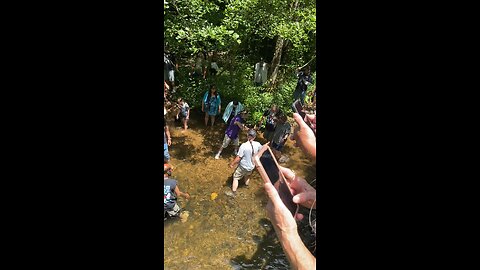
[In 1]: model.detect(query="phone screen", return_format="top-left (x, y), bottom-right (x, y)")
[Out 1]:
top-left (292, 99), bottom-right (306, 119)
top-left (259, 150), bottom-right (298, 215)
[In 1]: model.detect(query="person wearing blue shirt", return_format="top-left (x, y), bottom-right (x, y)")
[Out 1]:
top-left (202, 84), bottom-right (222, 127)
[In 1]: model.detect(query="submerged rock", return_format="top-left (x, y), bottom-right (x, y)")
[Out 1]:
top-left (278, 155), bottom-right (290, 163)
top-left (224, 191), bottom-right (236, 198)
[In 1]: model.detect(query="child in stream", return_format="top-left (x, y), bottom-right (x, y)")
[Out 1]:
top-left (175, 98), bottom-right (190, 131)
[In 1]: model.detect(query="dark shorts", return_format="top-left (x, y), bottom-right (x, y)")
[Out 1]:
top-left (264, 130), bottom-right (274, 142)
top-left (164, 203), bottom-right (181, 218)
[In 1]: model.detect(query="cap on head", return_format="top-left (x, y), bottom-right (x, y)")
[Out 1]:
top-left (164, 164), bottom-right (172, 173)
top-left (247, 129), bottom-right (257, 138)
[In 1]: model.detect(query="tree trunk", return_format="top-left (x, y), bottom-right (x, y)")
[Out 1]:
top-left (269, 0), bottom-right (299, 89)
top-left (269, 36), bottom-right (285, 88)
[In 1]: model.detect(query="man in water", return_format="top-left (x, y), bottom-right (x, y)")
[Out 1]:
top-left (227, 129), bottom-right (262, 197)
top-left (164, 163), bottom-right (190, 220)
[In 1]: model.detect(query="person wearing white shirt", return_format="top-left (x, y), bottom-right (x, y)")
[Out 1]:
top-left (210, 58), bottom-right (219, 76)
top-left (254, 58), bottom-right (268, 86)
top-left (227, 129), bottom-right (263, 196)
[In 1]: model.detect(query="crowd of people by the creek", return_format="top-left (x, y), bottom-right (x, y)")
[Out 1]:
top-left (163, 51), bottom-right (317, 269)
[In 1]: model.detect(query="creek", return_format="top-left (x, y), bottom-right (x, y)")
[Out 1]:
top-left (164, 110), bottom-right (316, 270)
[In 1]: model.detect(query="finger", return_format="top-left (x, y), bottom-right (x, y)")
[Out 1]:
top-left (279, 166), bottom-right (295, 181)
top-left (292, 113), bottom-right (310, 130)
top-left (305, 114), bottom-right (315, 122)
top-left (305, 116), bottom-right (315, 128)
top-left (264, 182), bottom-right (287, 209)
top-left (294, 213), bottom-right (304, 221)
top-left (293, 192), bottom-right (316, 205)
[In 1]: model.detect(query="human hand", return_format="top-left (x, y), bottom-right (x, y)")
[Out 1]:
top-left (167, 138), bottom-right (172, 146)
top-left (304, 114), bottom-right (316, 134)
top-left (290, 113), bottom-right (316, 159)
top-left (280, 166), bottom-right (316, 211)
top-left (184, 192), bottom-right (190, 200)
top-left (264, 182), bottom-right (298, 234)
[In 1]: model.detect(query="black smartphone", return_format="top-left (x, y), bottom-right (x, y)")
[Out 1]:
top-left (259, 149), bottom-right (298, 216)
top-left (292, 99), bottom-right (306, 119)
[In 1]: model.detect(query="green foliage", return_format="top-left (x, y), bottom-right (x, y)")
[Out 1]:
top-left (165, 0), bottom-right (316, 126)
top-left (172, 59), bottom-right (316, 127)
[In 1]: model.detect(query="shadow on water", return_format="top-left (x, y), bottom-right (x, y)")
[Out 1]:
top-left (230, 219), bottom-right (290, 270)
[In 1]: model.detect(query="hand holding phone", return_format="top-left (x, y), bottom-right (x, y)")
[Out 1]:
top-left (253, 144), bottom-right (299, 216)
top-left (291, 113), bottom-right (316, 160)
top-left (292, 99), bottom-right (306, 119)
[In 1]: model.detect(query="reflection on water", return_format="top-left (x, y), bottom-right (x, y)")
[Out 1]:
top-left (164, 111), bottom-right (316, 270)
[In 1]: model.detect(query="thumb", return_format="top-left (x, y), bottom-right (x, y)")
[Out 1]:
top-left (293, 192), bottom-right (316, 206)
top-left (292, 113), bottom-right (309, 131)
top-left (279, 166), bottom-right (295, 182)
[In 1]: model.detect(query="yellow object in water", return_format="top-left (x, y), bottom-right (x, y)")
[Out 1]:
top-left (180, 211), bottom-right (189, 223)
top-left (210, 192), bottom-right (218, 200)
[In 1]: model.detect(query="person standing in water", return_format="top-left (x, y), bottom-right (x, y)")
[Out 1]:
top-left (215, 110), bottom-right (249, 159)
top-left (175, 98), bottom-right (190, 131)
top-left (202, 84), bottom-right (222, 127)
top-left (259, 104), bottom-right (281, 143)
top-left (227, 129), bottom-right (262, 197)
top-left (270, 113), bottom-right (291, 161)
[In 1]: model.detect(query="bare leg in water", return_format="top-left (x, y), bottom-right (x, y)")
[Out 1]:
top-left (232, 178), bottom-right (239, 192)
top-left (182, 117), bottom-right (188, 131)
top-left (210, 115), bottom-right (216, 126)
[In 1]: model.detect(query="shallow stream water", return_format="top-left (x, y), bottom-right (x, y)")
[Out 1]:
top-left (164, 110), bottom-right (316, 270)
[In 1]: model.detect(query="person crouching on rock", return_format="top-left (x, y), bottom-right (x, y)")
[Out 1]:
top-left (164, 164), bottom-right (190, 219)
